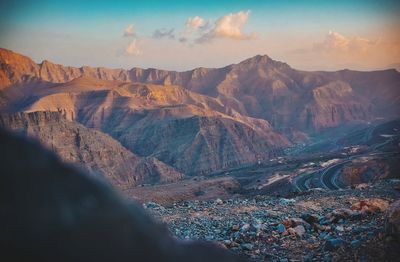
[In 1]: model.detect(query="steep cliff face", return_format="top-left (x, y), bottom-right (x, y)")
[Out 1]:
top-left (9, 79), bottom-right (288, 174)
top-left (0, 111), bottom-right (183, 187)
top-left (295, 81), bottom-right (372, 130)
top-left (115, 115), bottom-right (287, 174)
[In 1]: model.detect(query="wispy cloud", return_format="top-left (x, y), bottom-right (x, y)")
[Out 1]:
top-left (153, 28), bottom-right (175, 39)
top-left (123, 24), bottom-right (136, 37)
top-left (122, 24), bottom-right (142, 56)
top-left (313, 31), bottom-right (374, 54)
top-left (290, 31), bottom-right (379, 56)
top-left (125, 39), bottom-right (142, 56)
top-left (288, 31), bottom-right (400, 70)
top-left (185, 16), bottom-right (210, 32)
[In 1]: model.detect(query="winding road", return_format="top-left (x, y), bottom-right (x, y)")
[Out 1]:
top-left (293, 151), bottom-right (399, 192)
top-left (319, 160), bottom-right (349, 190)
top-left (293, 120), bottom-right (400, 192)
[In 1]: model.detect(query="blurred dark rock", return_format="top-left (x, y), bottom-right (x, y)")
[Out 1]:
top-left (386, 199), bottom-right (400, 240)
top-left (0, 129), bottom-right (245, 262)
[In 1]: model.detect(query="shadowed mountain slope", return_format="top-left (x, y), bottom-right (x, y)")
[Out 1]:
top-left (0, 111), bottom-right (183, 187)
top-left (4, 78), bottom-right (288, 174)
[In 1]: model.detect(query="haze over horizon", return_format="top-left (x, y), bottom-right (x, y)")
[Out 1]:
top-left (1, 0), bottom-right (400, 71)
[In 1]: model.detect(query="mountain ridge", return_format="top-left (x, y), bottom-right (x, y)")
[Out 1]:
top-left (2, 47), bottom-right (398, 83)
top-left (2, 47), bottom-right (399, 132)
top-left (1, 47), bottom-right (399, 178)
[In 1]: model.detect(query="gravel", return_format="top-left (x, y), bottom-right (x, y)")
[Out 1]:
top-left (145, 181), bottom-right (400, 261)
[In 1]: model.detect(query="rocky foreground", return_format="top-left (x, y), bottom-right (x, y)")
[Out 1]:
top-left (145, 181), bottom-right (400, 261)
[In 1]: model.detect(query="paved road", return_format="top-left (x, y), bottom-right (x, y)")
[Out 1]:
top-left (292, 160), bottom-right (348, 191)
top-left (293, 123), bottom-right (400, 192)
top-left (320, 160), bottom-right (350, 190)
top-left (208, 122), bottom-right (398, 193)
top-left (293, 151), bottom-right (399, 192)
top-left (292, 171), bottom-right (316, 192)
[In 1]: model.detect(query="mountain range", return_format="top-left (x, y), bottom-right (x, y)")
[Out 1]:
top-left (1, 47), bottom-right (399, 189)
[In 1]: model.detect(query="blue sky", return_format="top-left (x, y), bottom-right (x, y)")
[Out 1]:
top-left (1, 0), bottom-right (399, 70)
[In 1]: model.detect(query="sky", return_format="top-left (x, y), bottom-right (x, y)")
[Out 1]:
top-left (1, 0), bottom-right (400, 71)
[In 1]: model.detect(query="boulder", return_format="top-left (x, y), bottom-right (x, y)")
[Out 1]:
top-left (277, 223), bottom-right (286, 233)
top-left (351, 198), bottom-right (390, 214)
top-left (335, 225), bottom-right (344, 232)
top-left (215, 198), bottom-right (224, 205)
top-left (324, 238), bottom-right (345, 251)
top-left (355, 183), bottom-right (369, 190)
top-left (240, 243), bottom-right (254, 251)
top-left (293, 225), bottom-right (306, 238)
top-left (301, 213), bottom-right (320, 225)
top-left (241, 224), bottom-right (251, 232)
top-left (331, 208), bottom-right (359, 222)
top-left (289, 218), bottom-right (308, 227)
top-left (282, 217), bottom-right (310, 231)
top-left (232, 224), bottom-right (240, 231)
top-left (279, 198), bottom-right (296, 205)
top-left (350, 240), bottom-right (361, 248)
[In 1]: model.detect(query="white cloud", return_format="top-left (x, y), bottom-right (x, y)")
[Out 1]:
top-left (125, 39), bottom-right (142, 56)
top-left (182, 16), bottom-right (211, 42)
top-left (288, 31), bottom-right (400, 70)
top-left (214, 11), bottom-right (255, 39)
top-left (122, 24), bottom-right (142, 56)
top-left (196, 10), bottom-right (257, 43)
top-left (313, 31), bottom-right (374, 54)
top-left (123, 24), bottom-right (136, 37)
top-left (186, 16), bottom-right (205, 31)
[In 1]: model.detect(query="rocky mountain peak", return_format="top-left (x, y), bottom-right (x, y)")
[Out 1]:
top-left (0, 48), bottom-right (23, 61)
top-left (247, 54), bottom-right (272, 63)
top-left (0, 48), bottom-right (39, 89)
top-left (237, 55), bottom-right (272, 67)
top-left (40, 59), bottom-right (52, 65)
top-left (234, 54), bottom-right (291, 72)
